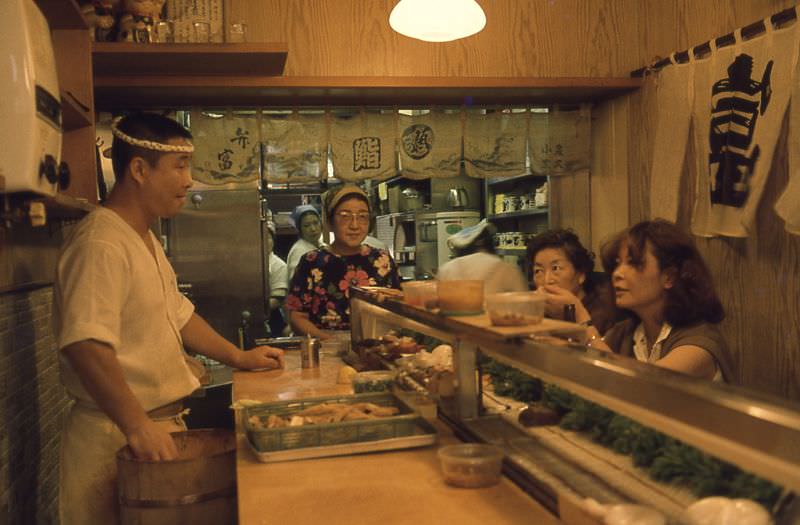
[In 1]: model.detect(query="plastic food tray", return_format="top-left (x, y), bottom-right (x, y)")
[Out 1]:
top-left (244, 392), bottom-right (437, 462)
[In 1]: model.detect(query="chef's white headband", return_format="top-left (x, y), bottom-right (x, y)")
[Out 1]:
top-left (111, 117), bottom-right (195, 153)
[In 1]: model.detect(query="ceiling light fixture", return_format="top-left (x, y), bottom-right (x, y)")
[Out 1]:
top-left (389, 0), bottom-right (486, 43)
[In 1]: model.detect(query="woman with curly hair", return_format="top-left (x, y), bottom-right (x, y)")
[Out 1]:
top-left (285, 184), bottom-right (400, 339)
top-left (527, 229), bottom-right (619, 335)
top-left (589, 220), bottom-right (734, 381)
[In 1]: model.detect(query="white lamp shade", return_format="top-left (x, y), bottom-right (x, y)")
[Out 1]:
top-left (389, 0), bottom-right (486, 43)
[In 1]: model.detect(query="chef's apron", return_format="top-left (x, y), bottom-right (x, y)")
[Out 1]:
top-left (58, 402), bottom-right (187, 525)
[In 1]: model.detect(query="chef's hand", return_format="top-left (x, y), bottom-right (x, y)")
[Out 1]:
top-left (541, 284), bottom-right (582, 319)
top-left (237, 346), bottom-right (285, 370)
top-left (126, 419), bottom-right (178, 461)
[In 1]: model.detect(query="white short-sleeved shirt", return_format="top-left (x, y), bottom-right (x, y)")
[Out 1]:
top-left (53, 208), bottom-right (200, 411)
top-left (437, 252), bottom-right (529, 295)
top-left (268, 252), bottom-right (288, 298)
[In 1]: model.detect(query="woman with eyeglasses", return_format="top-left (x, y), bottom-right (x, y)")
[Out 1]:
top-left (285, 184), bottom-right (400, 340)
top-left (527, 229), bottom-right (619, 335)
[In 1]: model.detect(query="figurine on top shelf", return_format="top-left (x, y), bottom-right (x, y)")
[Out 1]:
top-left (80, 0), bottom-right (118, 42)
top-left (117, 0), bottom-right (166, 43)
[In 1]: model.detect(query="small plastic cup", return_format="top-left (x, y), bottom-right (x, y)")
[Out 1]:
top-left (437, 443), bottom-right (504, 488)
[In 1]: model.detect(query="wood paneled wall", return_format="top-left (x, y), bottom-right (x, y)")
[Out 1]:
top-left (231, 0), bottom-right (643, 77)
top-left (624, 0), bottom-right (800, 399)
top-left (230, 0), bottom-right (800, 398)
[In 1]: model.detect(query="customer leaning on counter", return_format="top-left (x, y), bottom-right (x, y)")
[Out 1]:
top-left (528, 229), bottom-right (619, 335)
top-left (584, 220), bottom-right (734, 381)
top-left (53, 113), bottom-right (285, 525)
top-left (286, 184), bottom-right (400, 339)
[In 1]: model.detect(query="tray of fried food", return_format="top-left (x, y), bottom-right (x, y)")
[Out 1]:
top-left (251, 400), bottom-right (401, 428)
top-left (244, 392), bottom-right (437, 462)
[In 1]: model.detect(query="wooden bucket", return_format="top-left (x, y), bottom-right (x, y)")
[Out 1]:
top-left (116, 428), bottom-right (237, 525)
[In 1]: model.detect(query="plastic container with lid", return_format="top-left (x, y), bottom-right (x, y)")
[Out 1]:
top-left (401, 280), bottom-right (438, 309)
top-left (437, 280), bottom-right (484, 316)
top-left (485, 291), bottom-right (545, 326)
top-left (352, 370), bottom-right (396, 394)
top-left (437, 443), bottom-right (504, 488)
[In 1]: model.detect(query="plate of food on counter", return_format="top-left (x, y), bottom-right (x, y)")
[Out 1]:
top-left (351, 329), bottom-right (430, 368)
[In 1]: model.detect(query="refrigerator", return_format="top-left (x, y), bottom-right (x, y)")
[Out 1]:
top-left (166, 187), bottom-right (269, 346)
top-left (414, 210), bottom-right (480, 279)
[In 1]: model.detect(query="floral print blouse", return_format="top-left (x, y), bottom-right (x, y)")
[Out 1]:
top-left (285, 245), bottom-right (401, 330)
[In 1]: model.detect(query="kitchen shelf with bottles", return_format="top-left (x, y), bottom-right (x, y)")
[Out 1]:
top-left (484, 173), bottom-right (549, 274)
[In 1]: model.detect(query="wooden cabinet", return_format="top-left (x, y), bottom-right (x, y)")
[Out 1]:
top-left (35, 0), bottom-right (98, 211)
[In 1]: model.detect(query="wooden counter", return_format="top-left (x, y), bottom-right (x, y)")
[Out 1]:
top-left (233, 351), bottom-right (560, 525)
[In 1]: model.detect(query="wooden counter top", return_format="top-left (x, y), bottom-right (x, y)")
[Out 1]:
top-left (233, 351), bottom-right (560, 525)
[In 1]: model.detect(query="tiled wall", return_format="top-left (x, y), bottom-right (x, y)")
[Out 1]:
top-left (0, 286), bottom-right (71, 524)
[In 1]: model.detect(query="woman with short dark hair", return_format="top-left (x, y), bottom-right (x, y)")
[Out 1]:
top-left (591, 220), bottom-right (733, 381)
top-left (527, 229), bottom-right (618, 335)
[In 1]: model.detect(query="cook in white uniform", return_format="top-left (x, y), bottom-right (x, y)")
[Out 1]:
top-left (286, 204), bottom-right (323, 283)
top-left (264, 221), bottom-right (289, 335)
top-left (437, 219), bottom-right (528, 294)
top-left (53, 113), bottom-right (285, 525)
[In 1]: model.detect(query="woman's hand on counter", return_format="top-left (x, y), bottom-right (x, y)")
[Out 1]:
top-left (235, 346), bottom-right (286, 371)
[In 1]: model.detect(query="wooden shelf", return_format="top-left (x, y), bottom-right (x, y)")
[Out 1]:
top-left (488, 208), bottom-right (549, 220)
top-left (34, 0), bottom-right (87, 30)
top-left (4, 193), bottom-right (95, 223)
top-left (496, 248), bottom-right (527, 256)
top-left (94, 75), bottom-right (641, 110)
top-left (487, 173), bottom-right (546, 186)
top-left (41, 194), bottom-right (96, 219)
top-left (93, 42), bottom-right (288, 77)
top-left (61, 90), bottom-right (92, 131)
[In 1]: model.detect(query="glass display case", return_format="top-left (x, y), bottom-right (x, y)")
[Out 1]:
top-left (349, 287), bottom-right (800, 524)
